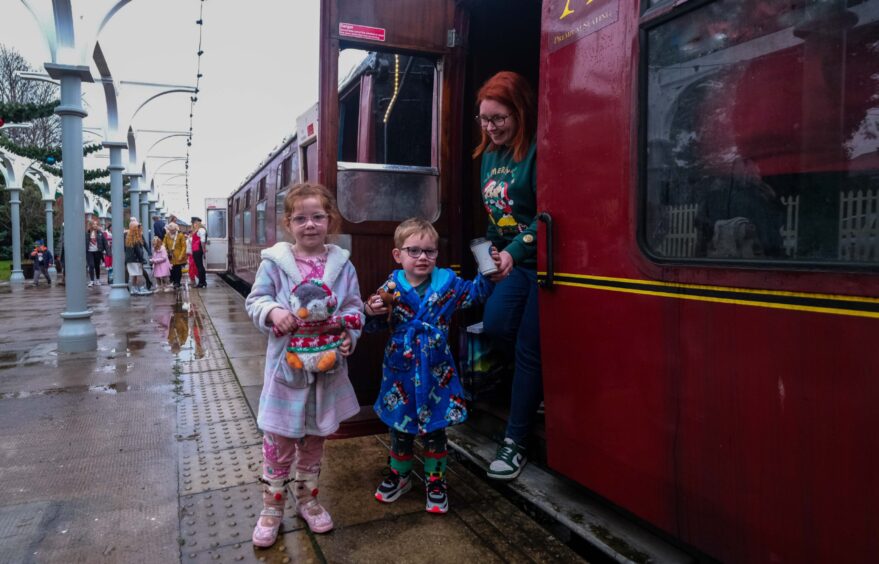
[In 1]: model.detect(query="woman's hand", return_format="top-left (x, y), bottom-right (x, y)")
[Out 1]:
top-left (338, 331), bottom-right (353, 356)
top-left (489, 250), bottom-right (514, 281)
top-left (364, 294), bottom-right (388, 316)
top-left (268, 307), bottom-right (299, 335)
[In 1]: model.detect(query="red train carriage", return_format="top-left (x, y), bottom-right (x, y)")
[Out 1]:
top-left (302, 0), bottom-right (879, 562)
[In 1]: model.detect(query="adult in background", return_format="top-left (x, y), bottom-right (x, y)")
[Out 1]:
top-left (86, 220), bottom-right (109, 287)
top-left (153, 215), bottom-right (166, 241)
top-left (473, 71), bottom-right (541, 481)
top-left (163, 222), bottom-right (188, 289)
top-left (191, 216), bottom-right (207, 288)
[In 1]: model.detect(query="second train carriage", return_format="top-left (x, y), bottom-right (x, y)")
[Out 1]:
top-left (228, 0), bottom-right (879, 561)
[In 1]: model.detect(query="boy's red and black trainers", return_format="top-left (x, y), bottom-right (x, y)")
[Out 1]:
top-left (375, 469), bottom-right (412, 503)
top-left (425, 477), bottom-right (448, 514)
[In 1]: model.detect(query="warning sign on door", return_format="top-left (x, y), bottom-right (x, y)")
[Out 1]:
top-left (339, 22), bottom-right (386, 42)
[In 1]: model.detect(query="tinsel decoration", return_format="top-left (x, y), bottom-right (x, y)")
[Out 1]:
top-left (0, 135), bottom-right (103, 163)
top-left (0, 100), bottom-right (60, 123)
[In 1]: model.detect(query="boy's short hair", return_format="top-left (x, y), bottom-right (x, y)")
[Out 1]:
top-left (394, 218), bottom-right (439, 248)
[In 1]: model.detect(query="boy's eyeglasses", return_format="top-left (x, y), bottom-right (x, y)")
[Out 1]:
top-left (289, 213), bottom-right (329, 226)
top-left (475, 114), bottom-right (510, 128)
top-left (401, 246), bottom-right (439, 259)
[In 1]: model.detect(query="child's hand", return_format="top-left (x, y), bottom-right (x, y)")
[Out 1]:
top-left (364, 294), bottom-right (388, 316)
top-left (338, 330), bottom-right (353, 356)
top-left (268, 307), bottom-right (299, 335)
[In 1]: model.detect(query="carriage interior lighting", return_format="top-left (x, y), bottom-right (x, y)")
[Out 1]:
top-left (382, 54), bottom-right (401, 124)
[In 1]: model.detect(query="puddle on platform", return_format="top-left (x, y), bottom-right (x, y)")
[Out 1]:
top-left (0, 383), bottom-right (121, 400)
top-left (159, 299), bottom-right (209, 362)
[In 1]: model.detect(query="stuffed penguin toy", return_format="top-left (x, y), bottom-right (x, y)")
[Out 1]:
top-left (285, 279), bottom-right (360, 373)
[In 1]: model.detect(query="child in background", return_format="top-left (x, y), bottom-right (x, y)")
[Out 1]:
top-left (30, 240), bottom-right (53, 286)
top-left (245, 183), bottom-right (364, 546)
top-left (151, 236), bottom-right (172, 292)
top-left (104, 224), bottom-right (113, 284)
top-left (365, 218), bottom-right (498, 514)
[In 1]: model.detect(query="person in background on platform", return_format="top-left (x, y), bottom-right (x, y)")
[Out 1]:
top-left (245, 183), bottom-right (364, 545)
top-left (186, 231), bottom-right (197, 287)
top-left (30, 240), bottom-right (53, 286)
top-left (364, 218), bottom-right (498, 514)
top-left (191, 216), bottom-right (207, 288)
top-left (163, 222), bottom-right (188, 289)
top-left (86, 220), bottom-right (109, 287)
top-left (103, 224), bottom-right (113, 285)
top-left (152, 215), bottom-right (166, 241)
top-left (473, 71), bottom-right (541, 481)
top-left (150, 236), bottom-right (172, 292)
top-left (125, 220), bottom-right (151, 295)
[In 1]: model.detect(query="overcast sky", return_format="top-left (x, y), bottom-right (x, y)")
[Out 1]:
top-left (2, 0), bottom-right (326, 219)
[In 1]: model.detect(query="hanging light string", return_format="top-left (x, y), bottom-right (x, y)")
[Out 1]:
top-left (186, 0), bottom-right (206, 213)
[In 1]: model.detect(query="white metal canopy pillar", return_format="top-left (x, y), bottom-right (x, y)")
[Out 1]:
top-left (21, 0), bottom-right (134, 351)
top-left (7, 185), bottom-right (25, 283)
top-left (48, 62), bottom-right (97, 351)
top-left (28, 167), bottom-right (62, 279)
top-left (105, 141), bottom-right (129, 303)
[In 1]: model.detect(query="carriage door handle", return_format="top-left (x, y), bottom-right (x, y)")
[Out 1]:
top-left (537, 212), bottom-right (554, 290)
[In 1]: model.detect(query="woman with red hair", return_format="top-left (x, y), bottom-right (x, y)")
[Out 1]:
top-left (474, 71), bottom-right (541, 481)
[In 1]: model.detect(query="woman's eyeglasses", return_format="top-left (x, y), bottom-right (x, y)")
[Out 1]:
top-left (289, 213), bottom-right (329, 226)
top-left (475, 114), bottom-right (511, 128)
top-left (401, 246), bottom-right (439, 259)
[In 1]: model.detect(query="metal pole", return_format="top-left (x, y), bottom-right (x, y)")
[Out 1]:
top-left (7, 186), bottom-right (25, 283)
top-left (129, 177), bottom-right (140, 227)
top-left (44, 198), bottom-right (57, 278)
top-left (107, 143), bottom-right (129, 304)
top-left (49, 64), bottom-right (97, 352)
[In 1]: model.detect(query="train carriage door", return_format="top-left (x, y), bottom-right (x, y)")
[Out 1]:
top-left (204, 198), bottom-right (228, 272)
top-left (318, 0), bottom-right (465, 433)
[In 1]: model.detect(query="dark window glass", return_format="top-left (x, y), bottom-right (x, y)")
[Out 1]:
top-left (258, 178), bottom-right (266, 201)
top-left (644, 0), bottom-right (879, 265)
top-left (276, 190), bottom-right (289, 243)
top-left (243, 210), bottom-right (252, 245)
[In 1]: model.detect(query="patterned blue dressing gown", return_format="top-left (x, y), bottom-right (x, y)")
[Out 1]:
top-left (370, 268), bottom-right (493, 435)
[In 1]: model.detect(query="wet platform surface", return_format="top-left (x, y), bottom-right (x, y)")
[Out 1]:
top-left (0, 276), bottom-right (584, 563)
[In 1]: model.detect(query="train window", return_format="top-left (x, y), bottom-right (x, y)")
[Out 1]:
top-left (256, 200), bottom-right (267, 244)
top-left (276, 189), bottom-right (290, 242)
top-left (258, 178), bottom-right (266, 201)
top-left (234, 211), bottom-right (242, 240)
top-left (243, 208), bottom-right (252, 245)
top-left (207, 208), bottom-right (226, 239)
top-left (643, 0), bottom-right (879, 266)
top-left (336, 48), bottom-right (440, 223)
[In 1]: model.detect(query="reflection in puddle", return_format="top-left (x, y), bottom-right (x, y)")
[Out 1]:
top-left (161, 299), bottom-right (207, 361)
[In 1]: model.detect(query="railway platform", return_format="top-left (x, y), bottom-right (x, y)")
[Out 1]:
top-left (0, 276), bottom-right (582, 563)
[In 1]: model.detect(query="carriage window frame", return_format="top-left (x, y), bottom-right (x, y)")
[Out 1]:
top-left (335, 47), bottom-right (441, 224)
top-left (637, 0), bottom-right (879, 272)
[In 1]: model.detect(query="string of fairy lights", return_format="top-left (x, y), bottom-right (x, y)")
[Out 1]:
top-left (185, 0), bottom-right (207, 212)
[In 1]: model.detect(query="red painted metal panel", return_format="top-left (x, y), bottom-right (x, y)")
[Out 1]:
top-left (537, 0), bottom-right (879, 561)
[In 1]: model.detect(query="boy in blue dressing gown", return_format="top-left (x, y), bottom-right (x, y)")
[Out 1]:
top-left (365, 218), bottom-right (498, 514)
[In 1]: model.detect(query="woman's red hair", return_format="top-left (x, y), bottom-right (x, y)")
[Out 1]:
top-left (472, 71), bottom-right (536, 163)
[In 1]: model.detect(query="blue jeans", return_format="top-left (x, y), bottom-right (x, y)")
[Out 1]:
top-left (482, 266), bottom-right (542, 446)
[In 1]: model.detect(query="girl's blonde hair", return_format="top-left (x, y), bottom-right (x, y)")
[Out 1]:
top-left (283, 183), bottom-right (341, 234)
top-left (125, 224), bottom-right (142, 247)
top-left (153, 236), bottom-right (162, 249)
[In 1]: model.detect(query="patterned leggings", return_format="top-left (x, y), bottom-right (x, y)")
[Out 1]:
top-left (388, 428), bottom-right (448, 479)
top-left (262, 432), bottom-right (326, 481)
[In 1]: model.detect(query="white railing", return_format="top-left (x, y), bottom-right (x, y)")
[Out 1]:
top-left (780, 195), bottom-right (799, 258)
top-left (660, 203), bottom-right (698, 257)
top-left (839, 188), bottom-right (878, 262)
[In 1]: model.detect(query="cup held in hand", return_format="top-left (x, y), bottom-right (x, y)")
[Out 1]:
top-left (470, 237), bottom-right (498, 275)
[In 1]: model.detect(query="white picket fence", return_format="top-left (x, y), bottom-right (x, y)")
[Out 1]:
top-left (780, 195), bottom-right (799, 258)
top-left (660, 204), bottom-right (698, 257)
top-left (839, 188), bottom-right (879, 262)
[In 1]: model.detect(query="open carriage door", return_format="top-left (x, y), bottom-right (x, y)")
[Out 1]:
top-left (318, 0), bottom-right (465, 436)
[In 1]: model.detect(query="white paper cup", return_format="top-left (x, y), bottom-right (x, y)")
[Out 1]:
top-left (470, 237), bottom-right (498, 275)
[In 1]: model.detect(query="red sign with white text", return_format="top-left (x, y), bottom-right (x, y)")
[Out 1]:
top-left (339, 22), bottom-right (386, 42)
